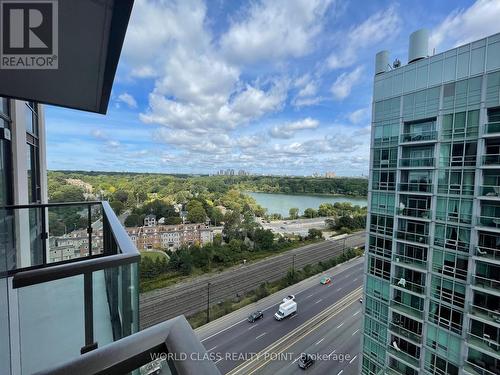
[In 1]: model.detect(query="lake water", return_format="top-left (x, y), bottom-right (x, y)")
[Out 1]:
top-left (247, 192), bottom-right (367, 217)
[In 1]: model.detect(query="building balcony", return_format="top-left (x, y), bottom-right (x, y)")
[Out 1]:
top-left (468, 332), bottom-right (500, 357)
top-left (470, 304), bottom-right (500, 326)
top-left (387, 343), bottom-right (420, 368)
top-left (392, 276), bottom-right (425, 295)
top-left (397, 207), bottom-right (431, 220)
top-left (483, 154), bottom-right (500, 166)
top-left (473, 275), bottom-right (500, 296)
top-left (396, 230), bottom-right (429, 245)
top-left (475, 245), bottom-right (500, 265)
top-left (1, 201), bottom-right (219, 375)
top-left (436, 210), bottom-right (473, 225)
top-left (485, 121), bottom-right (500, 136)
top-left (478, 215), bottom-right (500, 230)
top-left (398, 182), bottom-right (433, 193)
top-left (480, 185), bottom-right (500, 199)
top-left (390, 299), bottom-right (424, 321)
top-left (434, 237), bottom-right (470, 253)
top-left (400, 130), bottom-right (438, 144)
top-left (389, 322), bottom-right (422, 345)
top-left (440, 155), bottom-right (477, 168)
top-left (393, 253), bottom-right (427, 271)
top-left (438, 183), bottom-right (475, 196)
top-left (399, 157), bottom-right (435, 168)
top-left (464, 361), bottom-right (499, 375)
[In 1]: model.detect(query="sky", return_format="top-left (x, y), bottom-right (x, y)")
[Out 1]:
top-left (46, 0), bottom-right (500, 176)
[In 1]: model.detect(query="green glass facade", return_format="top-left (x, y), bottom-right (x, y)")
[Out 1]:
top-left (362, 32), bottom-right (500, 375)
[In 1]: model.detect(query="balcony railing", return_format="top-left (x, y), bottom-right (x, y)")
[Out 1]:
top-left (485, 121), bottom-right (500, 135)
top-left (387, 344), bottom-right (420, 368)
top-left (389, 322), bottom-right (422, 344)
top-left (396, 230), bottom-right (429, 245)
top-left (400, 130), bottom-right (437, 143)
top-left (473, 275), bottom-right (500, 292)
top-left (440, 155), bottom-right (476, 167)
top-left (478, 215), bottom-right (500, 229)
top-left (480, 185), bottom-right (500, 197)
top-left (434, 237), bottom-right (470, 253)
top-left (437, 183), bottom-right (475, 196)
top-left (372, 181), bottom-right (396, 191)
top-left (468, 332), bottom-right (500, 355)
top-left (398, 182), bottom-right (433, 193)
top-left (397, 207), bottom-right (431, 220)
top-left (470, 304), bottom-right (500, 325)
top-left (392, 276), bottom-right (425, 295)
top-left (390, 300), bottom-right (424, 320)
top-left (442, 126), bottom-right (479, 140)
top-left (393, 254), bottom-right (427, 270)
top-left (399, 157), bottom-right (434, 168)
top-left (464, 360), bottom-right (500, 375)
top-left (475, 245), bottom-right (500, 262)
top-left (482, 154), bottom-right (500, 166)
top-left (2, 201), bottom-right (220, 375)
top-left (436, 210), bottom-right (472, 224)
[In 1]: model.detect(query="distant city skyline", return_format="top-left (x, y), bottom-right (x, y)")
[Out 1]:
top-left (45, 0), bottom-right (500, 176)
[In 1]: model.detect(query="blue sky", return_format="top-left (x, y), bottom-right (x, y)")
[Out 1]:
top-left (46, 0), bottom-right (500, 176)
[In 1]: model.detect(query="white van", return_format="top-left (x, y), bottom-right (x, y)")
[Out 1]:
top-left (274, 300), bottom-right (297, 320)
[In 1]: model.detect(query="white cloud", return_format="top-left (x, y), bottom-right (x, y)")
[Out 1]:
top-left (331, 66), bottom-right (364, 100)
top-left (269, 118), bottom-right (319, 139)
top-left (327, 5), bottom-right (400, 69)
top-left (430, 0), bottom-right (500, 52)
top-left (117, 92), bottom-right (138, 108)
top-left (348, 107), bottom-right (370, 124)
top-left (220, 0), bottom-right (334, 64)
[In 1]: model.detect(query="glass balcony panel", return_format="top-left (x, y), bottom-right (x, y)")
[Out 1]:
top-left (483, 154), bottom-right (500, 166)
top-left (481, 185), bottom-right (500, 197)
top-left (400, 130), bottom-right (438, 143)
top-left (466, 347), bottom-right (500, 375)
top-left (464, 361), bottom-right (499, 375)
top-left (474, 275), bottom-right (500, 293)
top-left (397, 231), bottom-right (429, 245)
top-left (400, 157), bottom-right (435, 167)
top-left (17, 274), bottom-right (85, 373)
top-left (399, 182), bottom-right (433, 193)
top-left (485, 121), bottom-right (500, 135)
top-left (468, 332), bottom-right (500, 355)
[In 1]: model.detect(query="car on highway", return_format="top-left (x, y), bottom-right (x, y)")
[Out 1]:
top-left (298, 353), bottom-right (314, 369)
top-left (320, 276), bottom-right (332, 285)
top-left (283, 294), bottom-right (295, 303)
top-left (247, 310), bottom-right (264, 323)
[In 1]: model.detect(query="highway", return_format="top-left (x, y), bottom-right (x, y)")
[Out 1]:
top-left (196, 257), bottom-right (364, 374)
top-left (140, 232), bottom-right (365, 329)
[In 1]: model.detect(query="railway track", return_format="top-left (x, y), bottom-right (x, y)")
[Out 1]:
top-left (139, 232), bottom-right (365, 329)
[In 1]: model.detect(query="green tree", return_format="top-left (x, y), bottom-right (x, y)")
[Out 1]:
top-left (307, 228), bottom-right (323, 239)
top-left (303, 208), bottom-right (317, 218)
top-left (110, 201), bottom-right (124, 215)
top-left (289, 207), bottom-right (299, 219)
top-left (253, 228), bottom-right (275, 250)
top-left (113, 190), bottom-right (129, 203)
top-left (187, 205), bottom-right (207, 223)
top-left (124, 213), bottom-right (140, 227)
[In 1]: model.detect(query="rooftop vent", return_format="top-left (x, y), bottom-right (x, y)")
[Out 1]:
top-left (408, 29), bottom-right (429, 64)
top-left (375, 50), bottom-right (390, 75)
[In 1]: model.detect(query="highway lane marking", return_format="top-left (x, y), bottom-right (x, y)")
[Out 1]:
top-left (248, 325), bottom-right (259, 330)
top-left (349, 354), bottom-right (358, 364)
top-left (329, 349), bottom-right (336, 356)
top-left (337, 370), bottom-right (343, 375)
top-left (228, 288), bottom-right (363, 375)
top-left (353, 310), bottom-right (361, 316)
top-left (199, 260), bottom-right (364, 343)
top-left (353, 278), bottom-right (359, 281)
top-left (305, 293), bottom-right (314, 299)
top-left (289, 314), bottom-right (298, 319)
top-left (315, 337), bottom-right (325, 345)
top-left (336, 322), bottom-right (345, 329)
top-left (255, 332), bottom-right (267, 340)
top-left (351, 329), bottom-right (360, 336)
top-left (214, 358), bottom-right (223, 364)
top-left (315, 299), bottom-right (323, 304)
top-left (207, 346), bottom-right (217, 352)
top-left (337, 287), bottom-right (343, 292)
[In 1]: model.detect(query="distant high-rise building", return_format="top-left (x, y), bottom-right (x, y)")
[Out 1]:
top-left (362, 29), bottom-right (500, 375)
top-left (325, 171), bottom-right (336, 178)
